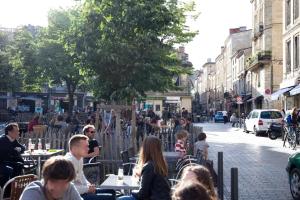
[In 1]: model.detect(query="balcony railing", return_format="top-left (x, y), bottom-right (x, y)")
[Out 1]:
top-left (246, 50), bottom-right (272, 70)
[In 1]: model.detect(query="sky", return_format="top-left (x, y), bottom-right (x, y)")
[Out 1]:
top-left (0, 0), bottom-right (252, 70)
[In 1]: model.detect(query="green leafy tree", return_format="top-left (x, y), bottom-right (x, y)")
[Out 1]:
top-left (0, 31), bottom-right (23, 91)
top-left (36, 9), bottom-right (87, 114)
top-left (79, 0), bottom-right (197, 103)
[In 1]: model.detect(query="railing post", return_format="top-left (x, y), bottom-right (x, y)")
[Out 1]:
top-left (218, 152), bottom-right (224, 200)
top-left (231, 168), bottom-right (238, 200)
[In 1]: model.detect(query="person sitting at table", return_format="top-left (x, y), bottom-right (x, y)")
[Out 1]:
top-left (20, 156), bottom-right (82, 200)
top-left (28, 115), bottom-right (40, 132)
top-left (65, 134), bottom-right (116, 200)
top-left (175, 130), bottom-right (188, 157)
top-left (0, 123), bottom-right (25, 188)
top-left (119, 136), bottom-right (171, 200)
top-left (83, 125), bottom-right (100, 163)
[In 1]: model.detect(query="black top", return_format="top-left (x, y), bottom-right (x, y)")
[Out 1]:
top-left (132, 161), bottom-right (171, 200)
top-left (0, 135), bottom-right (25, 164)
top-left (88, 139), bottom-right (99, 154)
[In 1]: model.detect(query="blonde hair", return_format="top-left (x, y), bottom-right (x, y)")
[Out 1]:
top-left (137, 136), bottom-right (168, 177)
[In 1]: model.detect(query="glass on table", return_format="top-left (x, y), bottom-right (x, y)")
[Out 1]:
top-left (45, 143), bottom-right (51, 151)
top-left (117, 167), bottom-right (124, 181)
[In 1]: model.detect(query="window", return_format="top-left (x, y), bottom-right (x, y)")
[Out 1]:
top-left (251, 111), bottom-right (259, 118)
top-left (287, 40), bottom-right (292, 73)
top-left (294, 0), bottom-right (299, 20)
top-left (287, 0), bottom-right (292, 26)
top-left (294, 35), bottom-right (299, 69)
top-left (260, 111), bottom-right (282, 119)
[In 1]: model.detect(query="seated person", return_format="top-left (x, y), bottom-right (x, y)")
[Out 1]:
top-left (0, 123), bottom-right (25, 187)
top-left (28, 115), bottom-right (40, 132)
top-left (82, 125), bottom-right (100, 163)
top-left (193, 132), bottom-right (209, 159)
top-left (65, 135), bottom-right (115, 200)
top-left (175, 130), bottom-right (188, 157)
top-left (54, 115), bottom-right (68, 128)
top-left (20, 156), bottom-right (82, 200)
top-left (172, 181), bottom-right (214, 200)
top-left (119, 136), bottom-right (171, 200)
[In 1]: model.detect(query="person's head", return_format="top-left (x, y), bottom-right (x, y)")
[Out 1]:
top-left (292, 107), bottom-right (298, 115)
top-left (172, 181), bottom-right (214, 200)
top-left (33, 115), bottom-right (39, 121)
top-left (176, 130), bottom-right (188, 141)
top-left (68, 134), bottom-right (89, 158)
top-left (182, 108), bottom-right (185, 111)
top-left (5, 123), bottom-right (20, 140)
top-left (138, 136), bottom-right (168, 177)
top-left (181, 165), bottom-right (216, 198)
top-left (179, 118), bottom-right (186, 125)
top-left (197, 132), bottom-right (207, 141)
top-left (42, 156), bottom-right (76, 199)
top-left (83, 125), bottom-right (96, 139)
top-left (57, 115), bottom-right (64, 122)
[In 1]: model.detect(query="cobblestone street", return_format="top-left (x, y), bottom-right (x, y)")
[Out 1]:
top-left (194, 122), bottom-right (296, 200)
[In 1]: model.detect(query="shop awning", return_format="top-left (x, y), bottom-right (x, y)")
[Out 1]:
top-left (271, 86), bottom-right (295, 100)
top-left (290, 85), bottom-right (300, 96)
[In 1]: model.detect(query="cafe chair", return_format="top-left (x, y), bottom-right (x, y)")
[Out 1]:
top-left (1, 174), bottom-right (37, 200)
top-left (83, 162), bottom-right (102, 187)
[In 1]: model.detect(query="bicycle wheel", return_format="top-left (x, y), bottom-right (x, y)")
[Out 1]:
top-left (288, 130), bottom-right (297, 149)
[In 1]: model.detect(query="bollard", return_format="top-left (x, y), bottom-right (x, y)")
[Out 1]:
top-left (231, 168), bottom-right (238, 200)
top-left (218, 152), bottom-right (224, 200)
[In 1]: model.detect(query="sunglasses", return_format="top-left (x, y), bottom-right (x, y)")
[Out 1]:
top-left (89, 131), bottom-right (95, 134)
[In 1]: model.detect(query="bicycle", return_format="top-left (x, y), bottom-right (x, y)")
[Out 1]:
top-left (283, 125), bottom-right (299, 150)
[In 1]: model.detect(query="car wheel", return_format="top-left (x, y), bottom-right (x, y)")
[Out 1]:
top-left (290, 168), bottom-right (300, 200)
top-left (254, 126), bottom-right (260, 136)
top-left (268, 131), bottom-right (278, 140)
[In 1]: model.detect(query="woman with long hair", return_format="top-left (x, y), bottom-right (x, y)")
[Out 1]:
top-left (119, 136), bottom-right (171, 200)
top-left (178, 165), bottom-right (217, 199)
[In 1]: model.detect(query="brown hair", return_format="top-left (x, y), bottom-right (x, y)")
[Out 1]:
top-left (197, 132), bottom-right (207, 141)
top-left (176, 130), bottom-right (188, 140)
top-left (172, 181), bottom-right (214, 200)
top-left (68, 134), bottom-right (89, 150)
top-left (138, 136), bottom-right (168, 177)
top-left (42, 156), bottom-right (76, 183)
top-left (181, 165), bottom-right (216, 198)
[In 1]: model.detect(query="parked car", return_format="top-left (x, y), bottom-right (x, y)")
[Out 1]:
top-left (287, 152), bottom-right (300, 200)
top-left (244, 109), bottom-right (283, 136)
top-left (214, 111), bottom-right (224, 123)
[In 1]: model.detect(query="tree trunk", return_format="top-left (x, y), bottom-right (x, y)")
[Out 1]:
top-left (66, 81), bottom-right (76, 115)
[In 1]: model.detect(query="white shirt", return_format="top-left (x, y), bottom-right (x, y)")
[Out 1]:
top-left (65, 152), bottom-right (90, 194)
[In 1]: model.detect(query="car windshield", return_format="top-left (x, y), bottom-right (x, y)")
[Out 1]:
top-left (260, 111), bottom-right (282, 119)
top-left (216, 112), bottom-right (223, 115)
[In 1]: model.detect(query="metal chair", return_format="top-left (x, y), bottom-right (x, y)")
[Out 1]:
top-left (83, 161), bottom-right (102, 187)
top-left (1, 174), bottom-right (37, 200)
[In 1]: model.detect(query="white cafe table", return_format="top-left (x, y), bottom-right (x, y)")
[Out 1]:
top-left (22, 149), bottom-right (64, 178)
top-left (99, 174), bottom-right (139, 190)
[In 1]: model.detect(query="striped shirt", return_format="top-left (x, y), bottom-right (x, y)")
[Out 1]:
top-left (175, 139), bottom-right (186, 153)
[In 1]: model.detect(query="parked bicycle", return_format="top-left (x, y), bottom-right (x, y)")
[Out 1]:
top-left (283, 125), bottom-right (299, 150)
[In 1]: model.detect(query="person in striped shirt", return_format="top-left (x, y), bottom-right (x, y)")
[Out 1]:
top-left (175, 130), bottom-right (189, 157)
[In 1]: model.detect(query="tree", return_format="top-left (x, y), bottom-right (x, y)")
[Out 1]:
top-left (0, 31), bottom-right (23, 91)
top-left (79, 0), bottom-right (197, 103)
top-left (36, 8), bottom-right (88, 114)
top-left (8, 26), bottom-right (42, 92)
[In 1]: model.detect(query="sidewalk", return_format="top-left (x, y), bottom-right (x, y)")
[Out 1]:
top-left (198, 123), bottom-right (294, 200)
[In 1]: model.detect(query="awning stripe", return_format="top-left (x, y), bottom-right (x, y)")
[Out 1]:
top-left (271, 86), bottom-right (295, 100)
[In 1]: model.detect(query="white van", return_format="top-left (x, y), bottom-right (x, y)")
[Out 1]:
top-left (244, 109), bottom-right (283, 135)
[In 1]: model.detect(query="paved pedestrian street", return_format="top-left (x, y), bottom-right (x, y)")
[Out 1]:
top-left (194, 122), bottom-right (296, 200)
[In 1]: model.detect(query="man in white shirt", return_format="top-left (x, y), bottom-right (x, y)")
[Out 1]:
top-left (65, 134), bottom-right (115, 200)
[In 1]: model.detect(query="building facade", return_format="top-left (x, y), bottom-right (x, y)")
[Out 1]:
top-left (248, 0), bottom-right (283, 109)
top-left (277, 0), bottom-right (300, 110)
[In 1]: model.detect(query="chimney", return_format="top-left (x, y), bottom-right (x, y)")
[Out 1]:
top-left (207, 58), bottom-right (212, 63)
